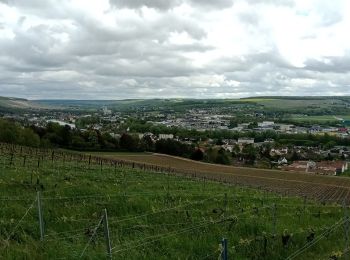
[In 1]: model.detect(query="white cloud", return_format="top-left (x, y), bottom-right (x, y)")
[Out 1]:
top-left (0, 0), bottom-right (350, 99)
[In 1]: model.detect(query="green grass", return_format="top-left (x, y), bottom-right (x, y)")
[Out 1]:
top-left (290, 115), bottom-right (339, 122)
top-left (288, 115), bottom-right (350, 125)
top-left (243, 98), bottom-right (347, 111)
top-left (86, 151), bottom-right (152, 156)
top-left (0, 148), bottom-right (348, 259)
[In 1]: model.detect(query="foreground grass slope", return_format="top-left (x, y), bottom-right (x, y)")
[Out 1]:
top-left (0, 145), bottom-right (348, 259)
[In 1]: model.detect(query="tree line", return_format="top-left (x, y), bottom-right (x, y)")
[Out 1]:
top-left (0, 119), bottom-right (201, 160)
top-left (1, 118), bottom-right (350, 167)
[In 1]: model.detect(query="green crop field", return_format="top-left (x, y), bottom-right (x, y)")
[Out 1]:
top-left (0, 144), bottom-right (349, 259)
top-left (243, 98), bottom-right (343, 109)
top-left (290, 115), bottom-right (340, 122)
top-left (287, 115), bottom-right (350, 125)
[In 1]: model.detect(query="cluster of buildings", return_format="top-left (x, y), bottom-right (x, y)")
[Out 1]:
top-left (156, 115), bottom-right (230, 131)
top-left (156, 115), bottom-right (349, 137)
top-left (232, 121), bottom-right (349, 137)
top-left (136, 133), bottom-right (174, 141)
top-left (283, 160), bottom-right (348, 176)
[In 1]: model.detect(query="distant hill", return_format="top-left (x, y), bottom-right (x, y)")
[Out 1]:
top-left (2, 95), bottom-right (350, 113)
top-left (241, 96), bottom-right (350, 101)
top-left (0, 96), bottom-right (44, 110)
top-left (35, 98), bottom-right (251, 112)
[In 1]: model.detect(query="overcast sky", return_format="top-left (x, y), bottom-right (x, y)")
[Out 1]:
top-left (0, 0), bottom-right (349, 99)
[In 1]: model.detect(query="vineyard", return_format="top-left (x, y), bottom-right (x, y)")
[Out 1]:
top-left (0, 143), bottom-right (349, 259)
top-left (94, 152), bottom-right (350, 204)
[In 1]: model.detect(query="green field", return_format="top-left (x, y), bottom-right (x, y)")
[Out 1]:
top-left (290, 115), bottom-right (339, 122)
top-left (0, 146), bottom-right (349, 259)
top-left (243, 98), bottom-right (346, 109)
top-left (289, 115), bottom-right (350, 124)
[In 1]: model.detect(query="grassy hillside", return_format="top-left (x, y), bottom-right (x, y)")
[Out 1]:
top-left (0, 144), bottom-right (348, 259)
top-left (242, 96), bottom-right (349, 110)
top-left (35, 98), bottom-right (254, 112)
top-left (6, 96), bottom-right (350, 115)
top-left (0, 96), bottom-right (43, 111)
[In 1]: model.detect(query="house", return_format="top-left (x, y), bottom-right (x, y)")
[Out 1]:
top-left (270, 147), bottom-right (288, 156)
top-left (339, 128), bottom-right (348, 133)
top-left (221, 144), bottom-right (235, 152)
top-left (238, 123), bottom-right (250, 129)
top-left (158, 134), bottom-right (174, 140)
top-left (309, 125), bottom-right (322, 134)
top-left (144, 132), bottom-right (157, 140)
top-left (276, 124), bottom-right (294, 132)
top-left (102, 106), bottom-right (112, 116)
top-left (109, 133), bottom-right (120, 139)
top-left (278, 157), bottom-right (288, 165)
top-left (283, 161), bottom-right (310, 172)
top-left (258, 121), bottom-right (275, 128)
top-left (231, 126), bottom-right (245, 132)
top-left (316, 161), bottom-right (348, 175)
top-left (283, 160), bottom-right (348, 176)
top-left (237, 138), bottom-right (255, 145)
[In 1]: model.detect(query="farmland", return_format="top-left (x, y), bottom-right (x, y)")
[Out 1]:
top-left (242, 97), bottom-right (348, 110)
top-left (290, 115), bottom-right (340, 122)
top-left (94, 152), bottom-right (350, 203)
top-left (1, 144), bottom-right (350, 259)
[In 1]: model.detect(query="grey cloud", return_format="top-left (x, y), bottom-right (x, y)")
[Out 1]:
top-left (188, 0), bottom-right (233, 9)
top-left (243, 0), bottom-right (295, 7)
top-left (66, 12), bottom-right (206, 57)
top-left (0, 0), bottom-right (349, 99)
top-left (2, 0), bottom-right (80, 20)
top-left (210, 49), bottom-right (292, 76)
top-left (304, 58), bottom-right (350, 74)
top-left (109, 0), bottom-right (182, 10)
top-left (0, 25), bottom-right (73, 71)
top-left (110, 0), bottom-right (233, 10)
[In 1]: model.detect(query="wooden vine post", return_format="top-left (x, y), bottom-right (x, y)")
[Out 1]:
top-left (344, 200), bottom-right (349, 260)
top-left (37, 191), bottom-right (44, 241)
top-left (103, 209), bottom-right (112, 259)
top-left (221, 238), bottom-right (228, 260)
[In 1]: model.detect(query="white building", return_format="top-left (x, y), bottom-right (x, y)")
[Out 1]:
top-left (277, 124), bottom-right (294, 132)
top-left (237, 138), bottom-right (255, 145)
top-left (102, 106), bottom-right (112, 116)
top-left (159, 134), bottom-right (174, 140)
top-left (258, 121), bottom-right (275, 127)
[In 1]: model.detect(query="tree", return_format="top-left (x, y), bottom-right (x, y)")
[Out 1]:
top-left (231, 144), bottom-right (240, 158)
top-left (71, 135), bottom-right (87, 149)
top-left (120, 133), bottom-right (139, 152)
top-left (191, 148), bottom-right (204, 161)
top-left (0, 119), bottom-right (20, 143)
top-left (155, 139), bottom-right (193, 157)
top-left (85, 130), bottom-right (100, 149)
top-left (324, 141), bottom-right (337, 150)
top-left (21, 128), bottom-right (40, 147)
top-left (215, 148), bottom-right (231, 165)
top-left (140, 135), bottom-right (155, 152)
top-left (60, 125), bottom-right (72, 147)
top-left (248, 122), bottom-right (258, 129)
top-left (229, 120), bottom-right (238, 128)
top-left (241, 144), bottom-right (258, 164)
